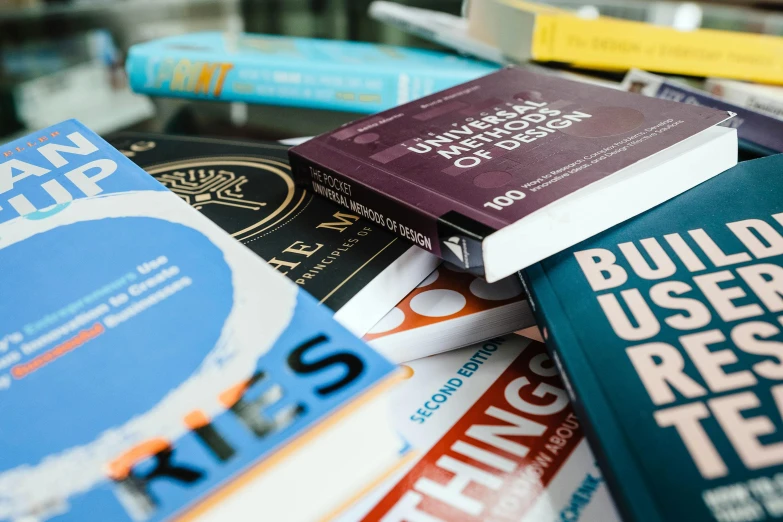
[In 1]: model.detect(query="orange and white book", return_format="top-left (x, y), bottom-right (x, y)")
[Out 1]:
top-left (363, 266), bottom-right (534, 363)
top-left (340, 335), bottom-right (621, 522)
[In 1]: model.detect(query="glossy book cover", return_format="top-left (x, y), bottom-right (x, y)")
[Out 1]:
top-left (364, 266), bottom-right (527, 341)
top-left (107, 133), bottom-right (430, 326)
top-left (0, 121), bottom-right (397, 522)
top-left (524, 154), bottom-right (783, 521)
top-left (341, 335), bottom-right (621, 521)
top-left (363, 265), bottom-right (533, 362)
top-left (125, 32), bottom-right (497, 114)
top-left (290, 67), bottom-right (730, 276)
top-left (622, 69), bottom-right (783, 156)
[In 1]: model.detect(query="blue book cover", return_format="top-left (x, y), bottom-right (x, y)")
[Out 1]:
top-left (125, 32), bottom-right (499, 113)
top-left (0, 121), bottom-right (399, 522)
top-left (622, 69), bottom-right (782, 157)
top-left (523, 154), bottom-right (783, 521)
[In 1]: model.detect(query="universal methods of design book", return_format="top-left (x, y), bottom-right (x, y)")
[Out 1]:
top-left (290, 66), bottom-right (736, 281)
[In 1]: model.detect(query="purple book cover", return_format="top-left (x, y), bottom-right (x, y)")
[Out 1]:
top-left (290, 67), bottom-right (729, 269)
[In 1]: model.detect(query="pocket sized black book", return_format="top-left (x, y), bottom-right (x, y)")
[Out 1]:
top-left (109, 133), bottom-right (438, 335)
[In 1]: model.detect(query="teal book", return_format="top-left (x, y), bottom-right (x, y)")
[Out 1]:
top-left (523, 154), bottom-right (783, 522)
top-left (125, 32), bottom-right (498, 113)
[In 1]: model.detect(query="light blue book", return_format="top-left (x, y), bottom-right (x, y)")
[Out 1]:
top-left (125, 32), bottom-right (499, 113)
top-left (0, 120), bottom-right (401, 522)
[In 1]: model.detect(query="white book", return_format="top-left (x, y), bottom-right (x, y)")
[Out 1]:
top-left (340, 335), bottom-right (622, 522)
top-left (364, 264), bottom-right (534, 363)
top-left (705, 78), bottom-right (783, 120)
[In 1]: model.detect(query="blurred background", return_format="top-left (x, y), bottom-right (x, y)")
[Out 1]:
top-left (2, 0), bottom-right (783, 142)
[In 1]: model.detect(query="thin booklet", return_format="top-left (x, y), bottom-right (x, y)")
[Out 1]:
top-left (290, 66), bottom-right (736, 281)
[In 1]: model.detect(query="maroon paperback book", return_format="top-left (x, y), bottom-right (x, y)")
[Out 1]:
top-left (289, 67), bottom-right (734, 281)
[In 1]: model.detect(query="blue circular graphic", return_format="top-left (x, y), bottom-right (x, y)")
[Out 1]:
top-left (0, 217), bottom-right (233, 471)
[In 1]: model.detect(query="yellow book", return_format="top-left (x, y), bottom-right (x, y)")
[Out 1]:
top-left (467, 0), bottom-right (783, 84)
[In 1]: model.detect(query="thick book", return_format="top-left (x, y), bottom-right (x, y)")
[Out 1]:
top-left (289, 66), bottom-right (737, 282)
top-left (467, 0), bottom-right (783, 84)
top-left (706, 78), bottom-right (783, 120)
top-left (522, 153), bottom-right (783, 521)
top-left (622, 69), bottom-right (783, 157)
top-left (0, 121), bottom-right (403, 522)
top-left (108, 133), bottom-right (438, 336)
top-left (340, 335), bottom-right (622, 521)
top-left (364, 264), bottom-right (534, 362)
top-left (125, 32), bottom-right (498, 114)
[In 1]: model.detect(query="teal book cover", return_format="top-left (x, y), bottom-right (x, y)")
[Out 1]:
top-left (0, 121), bottom-right (399, 521)
top-left (524, 154), bottom-right (783, 522)
top-left (125, 32), bottom-right (498, 113)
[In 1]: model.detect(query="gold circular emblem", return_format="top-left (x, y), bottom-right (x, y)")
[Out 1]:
top-left (146, 156), bottom-right (306, 241)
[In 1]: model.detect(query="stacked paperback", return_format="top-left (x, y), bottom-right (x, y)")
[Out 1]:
top-left (289, 67), bottom-right (734, 280)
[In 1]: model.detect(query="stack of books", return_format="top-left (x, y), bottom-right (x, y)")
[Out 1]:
top-left (3, 1), bottom-right (783, 520)
top-left (372, 0), bottom-right (783, 158)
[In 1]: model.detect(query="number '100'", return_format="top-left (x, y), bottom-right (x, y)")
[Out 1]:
top-left (483, 190), bottom-right (526, 211)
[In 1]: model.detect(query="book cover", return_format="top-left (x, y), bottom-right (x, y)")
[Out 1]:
top-left (622, 69), bottom-right (783, 157)
top-left (364, 264), bottom-right (534, 362)
top-left (0, 121), bottom-right (399, 522)
top-left (108, 133), bottom-right (438, 336)
top-left (341, 335), bottom-right (622, 521)
top-left (468, 0), bottom-right (783, 84)
top-left (523, 153), bottom-right (783, 521)
top-left (290, 66), bottom-right (733, 282)
top-left (125, 32), bottom-right (498, 114)
top-left (706, 78), bottom-right (783, 120)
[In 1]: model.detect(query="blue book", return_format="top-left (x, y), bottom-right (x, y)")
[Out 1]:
top-left (622, 69), bottom-right (783, 158)
top-left (0, 121), bottom-right (401, 522)
top-left (523, 154), bottom-right (783, 521)
top-left (125, 32), bottom-right (499, 113)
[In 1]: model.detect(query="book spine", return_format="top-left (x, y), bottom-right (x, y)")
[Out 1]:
top-left (706, 79), bottom-right (783, 120)
top-left (125, 45), bottom-right (490, 114)
top-left (289, 148), bottom-right (488, 272)
top-left (125, 50), bottom-right (399, 113)
top-left (528, 12), bottom-right (783, 84)
top-left (288, 148), bottom-right (440, 255)
top-left (518, 267), bottom-right (662, 522)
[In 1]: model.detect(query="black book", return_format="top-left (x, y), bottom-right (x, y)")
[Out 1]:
top-left (109, 133), bottom-right (438, 335)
